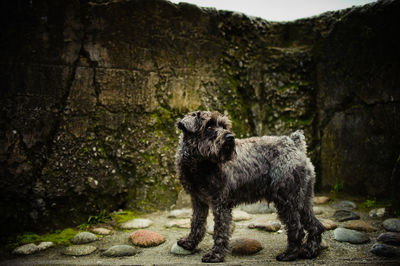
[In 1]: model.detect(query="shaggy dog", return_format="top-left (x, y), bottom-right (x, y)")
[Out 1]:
top-left (175, 111), bottom-right (324, 263)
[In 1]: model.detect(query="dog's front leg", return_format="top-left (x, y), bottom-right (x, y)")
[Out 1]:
top-left (202, 203), bottom-right (231, 263)
top-left (177, 196), bottom-right (209, 251)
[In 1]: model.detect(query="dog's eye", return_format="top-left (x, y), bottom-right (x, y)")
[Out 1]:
top-left (207, 126), bottom-right (213, 131)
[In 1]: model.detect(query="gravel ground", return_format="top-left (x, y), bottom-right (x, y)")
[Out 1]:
top-left (1, 200), bottom-right (400, 265)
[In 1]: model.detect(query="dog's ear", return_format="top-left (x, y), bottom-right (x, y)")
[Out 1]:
top-left (177, 112), bottom-right (199, 133)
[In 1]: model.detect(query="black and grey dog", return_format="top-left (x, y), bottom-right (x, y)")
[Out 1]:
top-left (175, 111), bottom-right (324, 263)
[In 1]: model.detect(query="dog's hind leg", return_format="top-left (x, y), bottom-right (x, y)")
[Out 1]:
top-left (299, 181), bottom-right (325, 258)
top-left (178, 196), bottom-right (209, 250)
top-left (274, 190), bottom-right (305, 261)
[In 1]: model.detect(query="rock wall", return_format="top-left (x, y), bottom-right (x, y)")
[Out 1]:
top-left (1, 0), bottom-right (399, 239)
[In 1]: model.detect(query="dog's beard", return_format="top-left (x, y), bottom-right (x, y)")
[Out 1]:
top-left (218, 141), bottom-right (235, 163)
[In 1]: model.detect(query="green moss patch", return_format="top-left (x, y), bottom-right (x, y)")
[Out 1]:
top-left (112, 210), bottom-right (141, 224)
top-left (15, 228), bottom-right (78, 247)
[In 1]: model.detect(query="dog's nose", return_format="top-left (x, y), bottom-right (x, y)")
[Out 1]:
top-left (224, 133), bottom-right (235, 142)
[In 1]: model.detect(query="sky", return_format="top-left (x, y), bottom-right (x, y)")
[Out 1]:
top-left (168, 0), bottom-right (377, 21)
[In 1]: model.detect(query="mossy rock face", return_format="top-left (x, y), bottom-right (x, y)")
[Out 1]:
top-left (1, 0), bottom-right (400, 241)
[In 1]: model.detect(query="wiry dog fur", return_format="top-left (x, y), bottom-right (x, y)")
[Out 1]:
top-left (175, 111), bottom-right (324, 263)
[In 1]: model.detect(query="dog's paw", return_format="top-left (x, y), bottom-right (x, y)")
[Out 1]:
top-left (177, 238), bottom-right (195, 251)
top-left (276, 251), bottom-right (298, 261)
top-left (201, 251), bottom-right (224, 263)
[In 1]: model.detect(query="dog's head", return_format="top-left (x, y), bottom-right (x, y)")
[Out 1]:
top-left (177, 111), bottom-right (236, 163)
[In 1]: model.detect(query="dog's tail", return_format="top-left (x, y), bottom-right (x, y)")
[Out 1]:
top-left (290, 130), bottom-right (307, 153)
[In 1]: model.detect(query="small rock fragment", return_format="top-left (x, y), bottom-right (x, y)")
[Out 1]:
top-left (103, 245), bottom-right (138, 257)
top-left (71, 232), bottom-right (98, 244)
top-left (37, 241), bottom-right (54, 251)
top-left (230, 238), bottom-right (262, 255)
top-left (165, 219), bottom-right (191, 229)
top-left (344, 220), bottom-right (378, 232)
top-left (170, 242), bottom-right (193, 255)
top-left (120, 218), bottom-right (153, 229)
top-left (369, 208), bottom-right (386, 218)
top-left (62, 245), bottom-right (97, 256)
top-left (313, 196), bottom-right (330, 205)
top-left (333, 200), bottom-right (357, 210)
top-left (320, 239), bottom-right (329, 250)
top-left (168, 209), bottom-right (192, 219)
top-left (313, 206), bottom-right (324, 215)
top-left (130, 230), bottom-right (165, 247)
top-left (333, 228), bottom-right (369, 244)
top-left (377, 232), bottom-right (400, 246)
top-left (232, 210), bottom-right (251, 221)
top-left (13, 243), bottom-right (39, 255)
top-left (383, 218), bottom-right (400, 232)
top-left (333, 209), bottom-right (360, 222)
top-left (369, 243), bottom-right (399, 258)
top-left (319, 219), bottom-right (337, 230)
top-left (248, 218), bottom-right (281, 232)
top-left (91, 227), bottom-right (112, 235)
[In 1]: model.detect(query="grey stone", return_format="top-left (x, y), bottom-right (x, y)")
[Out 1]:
top-left (333, 200), bottom-right (357, 210)
top-left (377, 232), bottom-right (400, 246)
top-left (369, 243), bottom-right (399, 258)
top-left (71, 232), bottom-right (98, 244)
top-left (168, 209), bottom-right (192, 219)
top-left (91, 227), bottom-right (112, 235)
top-left (369, 208), bottom-right (386, 218)
top-left (62, 245), bottom-right (97, 256)
top-left (333, 209), bottom-right (360, 222)
top-left (165, 219), bottom-right (191, 229)
top-left (37, 242), bottom-right (54, 251)
top-left (319, 219), bottom-right (338, 230)
top-left (119, 218), bottom-right (153, 229)
top-left (248, 218), bottom-right (281, 232)
top-left (313, 206), bottom-right (324, 215)
top-left (320, 239), bottom-right (329, 250)
top-left (103, 245), bottom-right (138, 257)
top-left (383, 218), bottom-right (400, 232)
top-left (333, 228), bottom-right (370, 244)
top-left (232, 210), bottom-right (251, 221)
top-left (170, 242), bottom-right (193, 255)
top-left (313, 196), bottom-right (330, 205)
top-left (240, 202), bottom-right (276, 214)
top-left (13, 243), bottom-right (39, 255)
